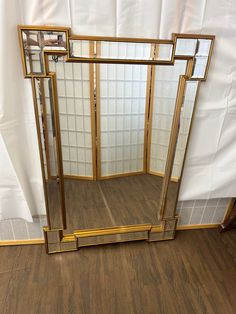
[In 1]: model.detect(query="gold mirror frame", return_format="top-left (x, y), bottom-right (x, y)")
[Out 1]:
top-left (18, 25), bottom-right (214, 253)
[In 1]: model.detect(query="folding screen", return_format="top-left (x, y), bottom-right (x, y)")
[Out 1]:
top-left (48, 56), bottom-right (95, 179)
top-left (98, 61), bottom-right (148, 178)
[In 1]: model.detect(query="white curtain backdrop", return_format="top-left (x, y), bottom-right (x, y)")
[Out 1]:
top-left (1, 0), bottom-right (236, 221)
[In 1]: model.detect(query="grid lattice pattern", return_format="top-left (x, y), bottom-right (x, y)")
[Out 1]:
top-left (100, 42), bottom-right (151, 60)
top-left (99, 62), bottom-right (147, 176)
top-left (150, 60), bottom-right (187, 177)
top-left (48, 57), bottom-right (93, 177)
top-left (69, 40), bottom-right (90, 58)
top-left (0, 216), bottom-right (46, 240)
top-left (177, 198), bottom-right (229, 225)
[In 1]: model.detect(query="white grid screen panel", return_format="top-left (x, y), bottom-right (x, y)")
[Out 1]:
top-left (99, 62), bottom-right (148, 176)
top-left (100, 41), bottom-right (173, 61)
top-left (149, 60), bottom-right (187, 177)
top-left (100, 41), bottom-right (151, 60)
top-left (172, 81), bottom-right (198, 178)
top-left (48, 56), bottom-right (93, 177)
top-left (69, 40), bottom-right (90, 58)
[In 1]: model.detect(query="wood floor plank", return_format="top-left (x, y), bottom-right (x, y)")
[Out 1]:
top-left (63, 175), bottom-right (165, 231)
top-left (1, 229), bottom-right (236, 314)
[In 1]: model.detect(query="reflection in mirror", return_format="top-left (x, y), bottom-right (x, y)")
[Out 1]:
top-left (173, 81), bottom-right (198, 178)
top-left (46, 40), bottom-right (203, 238)
top-left (69, 39), bottom-right (173, 62)
top-left (98, 63), bottom-right (147, 177)
top-left (96, 61), bottom-right (162, 229)
top-left (148, 60), bottom-right (188, 221)
top-left (47, 52), bottom-right (163, 231)
top-left (78, 230), bottom-right (149, 247)
top-left (48, 43), bottom-right (185, 234)
top-left (192, 39), bottom-right (211, 78)
top-left (156, 44), bottom-right (173, 61)
top-left (34, 77), bottom-right (65, 229)
top-left (175, 38), bottom-right (198, 56)
top-left (43, 78), bottom-right (58, 177)
top-left (69, 40), bottom-right (90, 58)
top-left (163, 81), bottom-right (199, 218)
top-left (175, 37), bottom-right (213, 79)
top-left (47, 55), bottom-right (94, 178)
top-left (43, 45), bottom-right (200, 234)
top-left (149, 60), bottom-right (187, 177)
top-left (100, 42), bottom-right (151, 60)
top-left (21, 30), bottom-right (66, 75)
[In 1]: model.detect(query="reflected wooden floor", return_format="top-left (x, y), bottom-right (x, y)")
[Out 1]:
top-left (48, 174), bottom-right (178, 231)
top-left (64, 174), bottom-right (166, 230)
top-left (1, 229), bottom-right (236, 313)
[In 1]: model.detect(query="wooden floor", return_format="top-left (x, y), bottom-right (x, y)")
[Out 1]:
top-left (1, 229), bottom-right (236, 314)
top-left (48, 174), bottom-right (178, 230)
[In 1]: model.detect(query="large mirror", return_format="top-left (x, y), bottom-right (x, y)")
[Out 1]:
top-left (18, 26), bottom-right (214, 253)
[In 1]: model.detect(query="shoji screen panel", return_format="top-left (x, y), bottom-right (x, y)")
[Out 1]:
top-left (148, 60), bottom-right (187, 180)
top-left (99, 41), bottom-right (151, 60)
top-left (48, 55), bottom-right (95, 179)
top-left (98, 61), bottom-right (148, 178)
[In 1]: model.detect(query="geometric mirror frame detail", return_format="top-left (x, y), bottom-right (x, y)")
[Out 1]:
top-left (18, 25), bottom-right (214, 254)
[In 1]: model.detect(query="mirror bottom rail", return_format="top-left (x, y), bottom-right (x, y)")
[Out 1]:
top-left (43, 217), bottom-right (178, 254)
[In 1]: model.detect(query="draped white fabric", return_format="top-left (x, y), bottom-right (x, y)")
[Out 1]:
top-left (0, 0), bottom-right (235, 221)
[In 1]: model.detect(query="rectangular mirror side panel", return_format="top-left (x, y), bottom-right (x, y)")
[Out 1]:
top-left (33, 77), bottom-right (65, 229)
top-left (164, 81), bottom-right (199, 219)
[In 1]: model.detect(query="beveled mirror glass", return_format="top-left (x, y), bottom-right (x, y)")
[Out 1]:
top-left (18, 26), bottom-right (214, 253)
